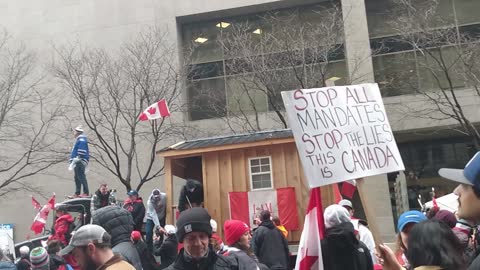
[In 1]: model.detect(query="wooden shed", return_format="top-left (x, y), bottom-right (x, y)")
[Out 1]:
top-left (158, 129), bottom-right (337, 243)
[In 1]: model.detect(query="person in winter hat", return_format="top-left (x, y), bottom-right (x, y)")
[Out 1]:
top-left (154, 225), bottom-right (178, 269)
top-left (209, 219), bottom-right (225, 254)
top-left (69, 125), bottom-right (89, 197)
top-left (252, 210), bottom-right (290, 270)
top-left (92, 184), bottom-right (116, 211)
top-left (177, 179), bottom-right (204, 212)
top-left (321, 204), bottom-right (373, 270)
top-left (432, 209), bottom-right (457, 228)
top-left (123, 189), bottom-right (145, 232)
top-left (49, 204), bottom-right (74, 246)
top-left (165, 208), bottom-right (239, 270)
top-left (224, 220), bottom-right (268, 270)
top-left (131, 231), bottom-right (158, 270)
top-left (30, 247), bottom-right (50, 270)
top-left (16, 246), bottom-right (31, 270)
top-left (339, 199), bottom-right (377, 264)
top-left (146, 189), bottom-right (167, 253)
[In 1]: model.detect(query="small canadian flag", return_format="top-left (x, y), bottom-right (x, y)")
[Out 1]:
top-left (139, 99), bottom-right (170, 121)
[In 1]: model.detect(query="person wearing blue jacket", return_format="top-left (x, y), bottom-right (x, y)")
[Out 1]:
top-left (69, 125), bottom-right (90, 197)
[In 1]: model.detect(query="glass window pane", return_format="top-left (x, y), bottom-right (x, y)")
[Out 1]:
top-left (250, 159), bottom-right (260, 166)
top-left (251, 166), bottom-right (260, 173)
top-left (260, 158), bottom-right (269, 165)
top-left (226, 75), bottom-right (268, 114)
top-left (188, 78), bottom-right (226, 120)
top-left (261, 165), bottom-right (270, 172)
top-left (454, 0), bottom-right (480, 25)
top-left (252, 180), bottom-right (261, 189)
top-left (187, 61), bottom-right (224, 80)
top-left (373, 52), bottom-right (418, 96)
top-left (305, 61), bottom-right (348, 89)
top-left (366, 0), bottom-right (399, 38)
top-left (183, 21), bottom-right (222, 64)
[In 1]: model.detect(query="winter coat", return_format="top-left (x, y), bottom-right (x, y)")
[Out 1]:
top-left (146, 189), bottom-right (167, 227)
top-left (154, 234), bottom-right (178, 269)
top-left (178, 179), bottom-right (203, 212)
top-left (92, 190), bottom-right (116, 210)
top-left (0, 261), bottom-right (16, 270)
top-left (92, 206), bottom-right (142, 270)
top-left (468, 255), bottom-right (480, 270)
top-left (70, 134), bottom-right (89, 162)
top-left (352, 219), bottom-right (377, 264)
top-left (97, 255), bottom-right (135, 270)
top-left (321, 222), bottom-right (373, 270)
top-left (224, 247), bottom-right (269, 270)
top-left (123, 197), bottom-right (146, 232)
top-left (252, 220), bottom-right (289, 270)
top-left (50, 214), bottom-right (74, 246)
top-left (165, 248), bottom-right (238, 270)
top-left (133, 240), bottom-right (158, 270)
top-left (49, 254), bottom-right (70, 270)
top-left (16, 257), bottom-right (30, 270)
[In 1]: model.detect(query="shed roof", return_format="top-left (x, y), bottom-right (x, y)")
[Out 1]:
top-left (158, 129), bottom-right (294, 158)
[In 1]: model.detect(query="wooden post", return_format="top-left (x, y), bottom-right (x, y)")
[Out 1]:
top-left (357, 178), bottom-right (383, 246)
top-left (164, 158), bottom-right (173, 225)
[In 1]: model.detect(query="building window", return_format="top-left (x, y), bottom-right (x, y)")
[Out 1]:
top-left (249, 157), bottom-right (273, 190)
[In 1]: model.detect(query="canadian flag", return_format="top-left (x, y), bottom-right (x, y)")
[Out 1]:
top-left (30, 194), bottom-right (55, 234)
top-left (31, 196), bottom-right (41, 210)
top-left (295, 187), bottom-right (325, 270)
top-left (341, 180), bottom-right (357, 199)
top-left (229, 187), bottom-right (299, 230)
top-left (138, 99), bottom-right (170, 121)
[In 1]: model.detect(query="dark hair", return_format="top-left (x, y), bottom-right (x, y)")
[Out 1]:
top-left (272, 216), bottom-right (281, 226)
top-left (47, 240), bottom-right (63, 254)
top-left (260, 210), bottom-right (271, 222)
top-left (407, 220), bottom-right (465, 270)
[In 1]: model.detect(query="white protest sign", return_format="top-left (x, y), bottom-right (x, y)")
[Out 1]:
top-left (282, 83), bottom-right (404, 188)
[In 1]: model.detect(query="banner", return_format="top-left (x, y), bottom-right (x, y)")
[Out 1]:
top-left (0, 224), bottom-right (15, 260)
top-left (229, 187), bottom-right (299, 230)
top-left (282, 83), bottom-right (405, 188)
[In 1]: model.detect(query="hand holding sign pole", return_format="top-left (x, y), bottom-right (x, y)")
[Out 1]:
top-left (282, 83), bottom-right (404, 250)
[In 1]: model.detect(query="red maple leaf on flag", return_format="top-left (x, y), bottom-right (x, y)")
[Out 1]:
top-left (300, 251), bottom-right (318, 270)
top-left (148, 106), bottom-right (156, 115)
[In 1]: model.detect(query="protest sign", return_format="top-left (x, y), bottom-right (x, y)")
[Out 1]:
top-left (0, 224), bottom-right (14, 259)
top-left (282, 83), bottom-right (404, 188)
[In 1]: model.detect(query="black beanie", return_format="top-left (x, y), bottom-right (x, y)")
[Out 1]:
top-left (176, 207), bottom-right (212, 243)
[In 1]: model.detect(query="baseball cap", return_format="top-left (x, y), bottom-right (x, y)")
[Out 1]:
top-left (59, 224), bottom-right (110, 256)
top-left (338, 199), bottom-right (353, 209)
top-left (397, 210), bottom-right (426, 232)
top-left (127, 189), bottom-right (138, 196)
top-left (439, 152), bottom-right (480, 190)
top-left (74, 125), bottom-right (84, 132)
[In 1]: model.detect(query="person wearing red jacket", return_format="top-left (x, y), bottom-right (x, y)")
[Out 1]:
top-left (49, 205), bottom-right (74, 246)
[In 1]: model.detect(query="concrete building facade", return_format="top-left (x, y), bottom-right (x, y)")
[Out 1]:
top-left (0, 0), bottom-right (479, 243)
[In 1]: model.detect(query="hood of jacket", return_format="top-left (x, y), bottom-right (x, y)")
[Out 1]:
top-left (259, 220), bottom-right (276, 229)
top-left (57, 214), bottom-right (74, 223)
top-left (92, 206), bottom-right (134, 247)
top-left (324, 222), bottom-right (358, 251)
top-left (148, 189), bottom-right (164, 202)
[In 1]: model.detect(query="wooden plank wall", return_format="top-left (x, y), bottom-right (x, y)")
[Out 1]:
top-left (202, 143), bottom-right (309, 243)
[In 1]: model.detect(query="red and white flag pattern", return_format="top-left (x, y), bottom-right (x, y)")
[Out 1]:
top-left (295, 187), bottom-right (325, 270)
top-left (139, 99), bottom-right (170, 121)
top-left (229, 187), bottom-right (299, 230)
top-left (341, 180), bottom-right (357, 199)
top-left (30, 194), bottom-right (55, 234)
top-left (31, 196), bottom-right (41, 210)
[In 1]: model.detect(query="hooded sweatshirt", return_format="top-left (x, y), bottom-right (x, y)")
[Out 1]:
top-left (146, 189), bottom-right (167, 227)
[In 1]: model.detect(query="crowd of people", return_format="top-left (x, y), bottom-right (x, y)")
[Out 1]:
top-left (3, 136), bottom-right (480, 270)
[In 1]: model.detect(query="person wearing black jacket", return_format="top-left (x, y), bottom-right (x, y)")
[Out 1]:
top-left (131, 231), bottom-right (159, 270)
top-left (252, 210), bottom-right (289, 270)
top-left (92, 205), bottom-right (143, 270)
top-left (321, 205), bottom-right (373, 270)
top-left (123, 189), bottom-right (146, 232)
top-left (177, 179), bottom-right (203, 212)
top-left (154, 225), bottom-right (178, 269)
top-left (165, 208), bottom-right (239, 270)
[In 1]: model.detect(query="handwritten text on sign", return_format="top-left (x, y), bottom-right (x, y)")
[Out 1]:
top-left (282, 83), bottom-right (405, 188)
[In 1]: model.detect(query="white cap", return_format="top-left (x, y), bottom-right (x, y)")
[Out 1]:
top-left (324, 204), bottom-right (351, 229)
top-left (19, 246), bottom-right (30, 256)
top-left (338, 199), bottom-right (353, 209)
top-left (74, 125), bottom-right (84, 132)
top-left (210, 219), bottom-right (218, 232)
top-left (164, 224), bottom-right (176, 235)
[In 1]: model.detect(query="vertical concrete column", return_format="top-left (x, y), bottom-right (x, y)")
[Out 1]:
top-left (341, 0), bottom-right (396, 242)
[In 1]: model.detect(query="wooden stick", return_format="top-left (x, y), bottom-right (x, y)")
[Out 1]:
top-left (356, 178), bottom-right (383, 247)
